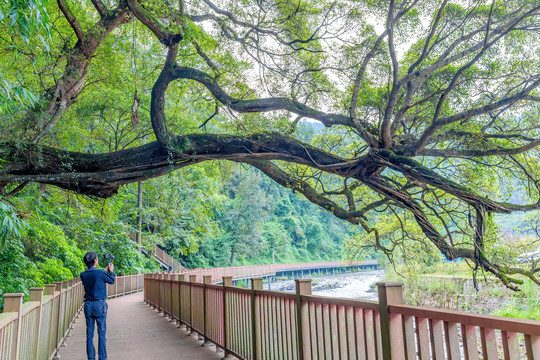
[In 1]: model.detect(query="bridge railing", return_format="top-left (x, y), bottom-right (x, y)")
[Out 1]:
top-left (175, 260), bottom-right (378, 283)
top-left (387, 303), bottom-right (540, 359)
top-left (145, 273), bottom-right (540, 360)
top-left (153, 245), bottom-right (183, 271)
top-left (0, 273), bottom-right (144, 360)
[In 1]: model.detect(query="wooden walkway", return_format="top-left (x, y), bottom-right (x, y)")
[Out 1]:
top-left (58, 292), bottom-right (221, 360)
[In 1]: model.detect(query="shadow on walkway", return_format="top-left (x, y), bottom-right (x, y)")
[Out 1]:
top-left (58, 292), bottom-right (221, 360)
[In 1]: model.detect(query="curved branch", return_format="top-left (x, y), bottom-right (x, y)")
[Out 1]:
top-left (126, 0), bottom-right (183, 46)
top-left (418, 138), bottom-right (540, 157)
top-left (57, 0), bottom-right (84, 42)
top-left (413, 79), bottom-right (540, 154)
top-left (0, 133), bottom-right (361, 196)
top-left (150, 44), bottom-right (179, 147)
top-left (170, 66), bottom-right (375, 136)
top-left (373, 149), bottom-right (540, 213)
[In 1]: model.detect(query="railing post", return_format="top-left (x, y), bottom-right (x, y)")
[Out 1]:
top-left (251, 277), bottom-right (263, 360)
top-left (158, 273), bottom-right (164, 313)
top-left (222, 276), bottom-right (233, 357)
top-left (114, 273), bottom-right (118, 297)
top-left (165, 273), bottom-right (171, 318)
top-left (44, 284), bottom-right (56, 357)
top-left (295, 278), bottom-right (312, 360)
top-left (143, 274), bottom-right (147, 303)
top-left (53, 281), bottom-right (63, 359)
top-left (61, 281), bottom-right (69, 344)
top-left (377, 282), bottom-right (405, 360)
top-left (30, 287), bottom-right (44, 359)
top-left (4, 293), bottom-right (23, 360)
top-left (189, 274), bottom-right (197, 334)
top-left (177, 274), bottom-right (185, 328)
top-left (202, 275), bottom-right (212, 345)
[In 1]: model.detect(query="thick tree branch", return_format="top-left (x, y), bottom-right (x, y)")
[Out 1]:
top-left (126, 0), bottom-right (183, 46)
top-left (150, 44), bottom-right (179, 148)
top-left (372, 149), bottom-right (540, 213)
top-left (57, 0), bottom-right (84, 42)
top-left (418, 138), bottom-right (540, 158)
top-left (170, 66), bottom-right (375, 135)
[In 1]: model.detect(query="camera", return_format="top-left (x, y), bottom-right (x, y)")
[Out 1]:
top-left (103, 253), bottom-right (115, 265)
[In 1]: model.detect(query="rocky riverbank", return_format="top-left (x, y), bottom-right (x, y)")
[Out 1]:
top-left (269, 270), bottom-right (385, 300)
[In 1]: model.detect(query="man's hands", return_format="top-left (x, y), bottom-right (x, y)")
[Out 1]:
top-left (105, 263), bottom-right (114, 273)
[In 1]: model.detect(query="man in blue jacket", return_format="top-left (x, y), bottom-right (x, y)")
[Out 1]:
top-left (80, 251), bottom-right (115, 360)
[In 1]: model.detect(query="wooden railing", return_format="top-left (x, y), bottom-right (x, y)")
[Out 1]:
top-left (153, 245), bottom-right (183, 271)
top-left (176, 260), bottom-right (378, 283)
top-left (0, 274), bottom-right (144, 360)
top-left (145, 274), bottom-right (540, 360)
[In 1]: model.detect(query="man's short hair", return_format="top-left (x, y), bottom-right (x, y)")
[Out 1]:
top-left (84, 251), bottom-right (97, 268)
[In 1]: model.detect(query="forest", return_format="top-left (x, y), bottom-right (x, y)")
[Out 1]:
top-left (1, 0), bottom-right (540, 307)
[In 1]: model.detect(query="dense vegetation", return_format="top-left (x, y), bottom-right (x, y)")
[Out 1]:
top-left (0, 124), bottom-right (352, 305)
top-left (1, 0), bottom-right (540, 295)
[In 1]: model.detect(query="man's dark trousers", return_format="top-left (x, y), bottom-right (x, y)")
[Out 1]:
top-left (84, 300), bottom-right (108, 360)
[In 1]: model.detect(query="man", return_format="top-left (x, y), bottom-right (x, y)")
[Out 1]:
top-left (80, 251), bottom-right (115, 360)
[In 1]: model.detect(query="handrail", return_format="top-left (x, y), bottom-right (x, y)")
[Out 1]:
top-left (144, 272), bottom-right (540, 360)
top-left (153, 245), bottom-right (183, 271)
top-left (176, 260), bottom-right (378, 283)
top-left (389, 304), bottom-right (540, 336)
top-left (0, 274), bottom-right (144, 360)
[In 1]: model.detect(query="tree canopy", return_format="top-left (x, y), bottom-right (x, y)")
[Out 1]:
top-left (1, 0), bottom-right (540, 289)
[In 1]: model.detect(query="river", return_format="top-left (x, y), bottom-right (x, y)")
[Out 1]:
top-left (268, 269), bottom-right (385, 300)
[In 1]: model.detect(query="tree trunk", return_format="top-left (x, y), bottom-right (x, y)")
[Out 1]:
top-left (136, 181), bottom-right (143, 253)
top-left (230, 244), bottom-right (236, 267)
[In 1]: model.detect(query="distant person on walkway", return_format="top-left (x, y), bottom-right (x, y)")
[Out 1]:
top-left (80, 251), bottom-right (115, 360)
top-left (168, 265), bottom-right (172, 273)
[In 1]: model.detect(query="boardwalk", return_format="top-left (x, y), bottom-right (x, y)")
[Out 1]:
top-left (58, 292), bottom-right (220, 360)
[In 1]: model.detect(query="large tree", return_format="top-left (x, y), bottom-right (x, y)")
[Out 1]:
top-left (1, 0), bottom-right (540, 289)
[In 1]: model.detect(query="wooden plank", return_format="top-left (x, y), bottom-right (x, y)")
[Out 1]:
top-left (461, 324), bottom-right (479, 360)
top-left (374, 311), bottom-right (382, 360)
top-left (415, 317), bottom-right (430, 360)
top-left (309, 302), bottom-right (317, 360)
top-left (315, 303), bottom-right (325, 360)
top-left (402, 315), bottom-right (416, 360)
top-left (322, 304), bottom-right (332, 360)
top-left (354, 308), bottom-right (367, 360)
top-left (277, 298), bottom-right (285, 360)
top-left (480, 327), bottom-right (498, 360)
top-left (501, 331), bottom-right (520, 360)
top-left (429, 319), bottom-right (445, 360)
top-left (330, 304), bottom-right (339, 359)
top-left (364, 309), bottom-right (376, 360)
top-left (290, 298), bottom-right (298, 359)
top-left (525, 335), bottom-right (540, 360)
top-left (444, 322), bottom-right (461, 360)
top-left (346, 307), bottom-right (355, 360)
top-left (338, 305), bottom-right (348, 360)
top-left (284, 298), bottom-right (293, 360)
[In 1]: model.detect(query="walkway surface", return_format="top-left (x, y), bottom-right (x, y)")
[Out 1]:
top-left (58, 292), bottom-right (221, 360)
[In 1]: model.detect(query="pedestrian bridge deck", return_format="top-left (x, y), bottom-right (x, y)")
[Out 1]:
top-left (58, 292), bottom-right (219, 360)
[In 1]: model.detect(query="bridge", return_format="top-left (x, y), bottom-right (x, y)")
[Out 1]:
top-left (1, 261), bottom-right (540, 360)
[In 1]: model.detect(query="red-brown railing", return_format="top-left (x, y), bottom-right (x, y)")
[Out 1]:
top-left (0, 274), bottom-right (144, 360)
top-left (175, 260), bottom-right (378, 283)
top-left (153, 245), bottom-right (183, 271)
top-left (145, 273), bottom-right (383, 360)
top-left (145, 274), bottom-right (540, 360)
top-left (387, 302), bottom-right (540, 359)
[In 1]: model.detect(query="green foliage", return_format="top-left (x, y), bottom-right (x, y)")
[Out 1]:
top-left (0, 200), bottom-right (27, 247)
top-left (179, 164), bottom-right (351, 267)
top-left (0, 0), bottom-right (50, 114)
